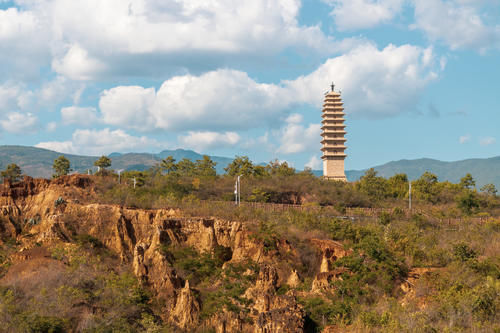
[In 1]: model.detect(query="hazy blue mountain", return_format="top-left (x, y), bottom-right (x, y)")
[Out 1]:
top-left (1, 145), bottom-right (499, 188)
top-left (157, 149), bottom-right (233, 174)
top-left (0, 146), bottom-right (234, 178)
top-left (343, 157), bottom-right (500, 188)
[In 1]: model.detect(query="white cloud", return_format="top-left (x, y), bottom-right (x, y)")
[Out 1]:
top-left (10, 0), bottom-right (331, 80)
top-left (52, 44), bottom-right (107, 81)
top-left (38, 76), bottom-right (78, 108)
top-left (241, 132), bottom-right (272, 150)
top-left (0, 83), bottom-right (26, 110)
top-left (459, 134), bottom-right (471, 144)
top-left (99, 86), bottom-right (156, 130)
top-left (97, 43), bottom-right (440, 133)
top-left (305, 155), bottom-right (322, 170)
top-left (0, 7), bottom-right (51, 79)
top-left (61, 106), bottom-right (99, 126)
top-left (412, 0), bottom-right (500, 51)
top-left (277, 114), bottom-right (321, 154)
top-left (99, 69), bottom-right (289, 132)
top-left (326, 0), bottom-right (404, 31)
top-left (287, 43), bottom-right (440, 117)
top-left (178, 131), bottom-right (240, 150)
top-left (36, 128), bottom-right (166, 156)
top-left (46, 121), bottom-right (57, 132)
top-left (0, 77), bottom-right (80, 113)
top-left (35, 140), bottom-right (75, 154)
top-left (480, 137), bottom-right (496, 146)
top-left (0, 112), bottom-right (39, 134)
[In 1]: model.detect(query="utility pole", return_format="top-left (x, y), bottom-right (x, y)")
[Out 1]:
top-left (409, 181), bottom-right (412, 210)
top-left (133, 177), bottom-right (137, 189)
top-left (118, 169), bottom-right (124, 184)
top-left (234, 176), bottom-right (241, 206)
top-left (238, 175), bottom-right (241, 206)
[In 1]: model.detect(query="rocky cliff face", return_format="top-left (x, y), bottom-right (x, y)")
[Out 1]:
top-left (0, 175), bottom-right (355, 332)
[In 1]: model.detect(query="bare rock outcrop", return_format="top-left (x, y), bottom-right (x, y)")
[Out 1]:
top-left (0, 176), bottom-right (315, 332)
top-left (311, 238), bottom-right (351, 273)
top-left (170, 280), bottom-right (200, 329)
top-left (244, 265), bottom-right (305, 332)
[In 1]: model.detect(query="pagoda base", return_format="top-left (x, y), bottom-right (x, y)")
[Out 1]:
top-left (323, 175), bottom-right (347, 182)
top-left (322, 158), bottom-right (347, 182)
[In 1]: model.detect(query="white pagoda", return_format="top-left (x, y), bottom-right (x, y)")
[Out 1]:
top-left (321, 84), bottom-right (347, 181)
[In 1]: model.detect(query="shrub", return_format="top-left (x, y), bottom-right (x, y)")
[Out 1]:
top-left (453, 243), bottom-right (477, 262)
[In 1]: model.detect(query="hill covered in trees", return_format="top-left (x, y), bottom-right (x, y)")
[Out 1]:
top-left (2, 145), bottom-right (500, 189)
top-left (0, 159), bottom-right (498, 332)
top-left (346, 157), bottom-right (500, 188)
top-left (0, 145), bottom-right (232, 178)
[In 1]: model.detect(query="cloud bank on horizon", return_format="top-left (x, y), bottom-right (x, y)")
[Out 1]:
top-left (1, 0), bottom-right (499, 169)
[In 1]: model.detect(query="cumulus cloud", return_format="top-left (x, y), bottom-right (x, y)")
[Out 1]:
top-left (459, 134), bottom-right (471, 144)
top-left (99, 69), bottom-right (289, 132)
top-left (305, 155), bottom-right (322, 170)
top-left (52, 44), bottom-right (107, 81)
top-left (0, 7), bottom-right (50, 79)
top-left (0, 77), bottom-right (80, 113)
top-left (36, 128), bottom-right (165, 156)
top-left (286, 43), bottom-right (440, 117)
top-left (0, 112), bottom-right (39, 134)
top-left (480, 137), bottom-right (496, 146)
top-left (46, 122), bottom-right (57, 132)
top-left (0, 83), bottom-right (28, 111)
top-left (97, 43), bottom-right (440, 134)
top-left (4, 0), bottom-right (330, 80)
top-left (277, 114), bottom-right (321, 154)
top-left (61, 106), bottom-right (99, 126)
top-left (178, 131), bottom-right (240, 151)
top-left (99, 86), bottom-right (156, 130)
top-left (325, 0), bottom-right (404, 31)
top-left (412, 0), bottom-right (500, 51)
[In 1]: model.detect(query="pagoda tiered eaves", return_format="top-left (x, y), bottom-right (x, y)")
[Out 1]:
top-left (321, 90), bottom-right (347, 181)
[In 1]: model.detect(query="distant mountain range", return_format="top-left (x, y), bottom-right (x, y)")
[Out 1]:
top-left (1, 146), bottom-right (499, 188)
top-left (343, 157), bottom-right (500, 188)
top-left (0, 145), bottom-right (232, 178)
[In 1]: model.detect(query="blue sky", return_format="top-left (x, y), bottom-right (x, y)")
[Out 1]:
top-left (0, 0), bottom-right (499, 171)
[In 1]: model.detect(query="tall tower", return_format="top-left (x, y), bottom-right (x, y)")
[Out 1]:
top-left (321, 84), bottom-right (347, 181)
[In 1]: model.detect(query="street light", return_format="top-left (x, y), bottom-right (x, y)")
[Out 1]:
top-left (234, 175), bottom-right (241, 206)
top-left (117, 169), bottom-right (124, 184)
top-left (409, 181), bottom-right (412, 210)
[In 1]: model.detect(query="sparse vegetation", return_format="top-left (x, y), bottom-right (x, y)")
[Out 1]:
top-left (1, 163), bottom-right (22, 182)
top-left (0, 155), bottom-right (499, 332)
top-left (52, 155), bottom-right (71, 178)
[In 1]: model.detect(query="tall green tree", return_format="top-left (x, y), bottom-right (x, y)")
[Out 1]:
top-left (456, 191), bottom-right (480, 215)
top-left (195, 155), bottom-right (217, 177)
top-left (224, 156), bottom-right (255, 176)
top-left (460, 173), bottom-right (476, 190)
top-left (1, 164), bottom-right (22, 182)
top-left (122, 171), bottom-right (147, 187)
top-left (52, 156), bottom-right (71, 178)
top-left (480, 183), bottom-right (497, 196)
top-left (388, 173), bottom-right (409, 198)
top-left (160, 156), bottom-right (177, 174)
top-left (413, 172), bottom-right (439, 203)
top-left (94, 156), bottom-right (112, 170)
top-left (356, 168), bottom-right (389, 200)
top-left (265, 159), bottom-right (295, 177)
top-left (176, 158), bottom-right (196, 176)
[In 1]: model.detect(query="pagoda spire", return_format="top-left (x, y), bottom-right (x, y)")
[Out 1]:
top-left (321, 87), bottom-right (347, 181)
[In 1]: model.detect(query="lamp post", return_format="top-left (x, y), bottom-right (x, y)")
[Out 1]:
top-left (234, 175), bottom-right (241, 206)
top-left (117, 169), bottom-right (124, 184)
top-left (409, 181), bottom-right (412, 210)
